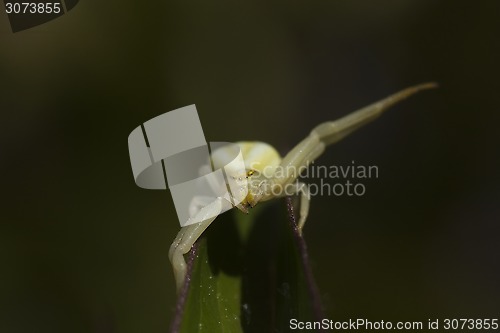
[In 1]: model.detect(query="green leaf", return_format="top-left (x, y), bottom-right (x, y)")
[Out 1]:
top-left (171, 198), bottom-right (324, 333)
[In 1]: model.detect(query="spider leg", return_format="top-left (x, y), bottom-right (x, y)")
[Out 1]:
top-left (272, 83), bottom-right (437, 187)
top-left (310, 82), bottom-right (437, 146)
top-left (288, 182), bottom-right (310, 234)
top-left (268, 181), bottom-right (310, 233)
top-left (168, 197), bottom-right (224, 291)
top-left (295, 182), bottom-right (310, 233)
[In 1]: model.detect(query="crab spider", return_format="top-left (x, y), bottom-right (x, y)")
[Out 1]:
top-left (169, 82), bottom-right (437, 291)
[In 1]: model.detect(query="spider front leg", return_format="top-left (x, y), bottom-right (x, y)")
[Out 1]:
top-left (168, 197), bottom-right (224, 291)
top-left (273, 82), bottom-right (437, 188)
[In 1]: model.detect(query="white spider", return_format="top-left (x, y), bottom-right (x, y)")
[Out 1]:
top-left (168, 83), bottom-right (436, 291)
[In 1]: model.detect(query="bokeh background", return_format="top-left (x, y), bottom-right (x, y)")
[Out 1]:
top-left (1, 1), bottom-right (499, 332)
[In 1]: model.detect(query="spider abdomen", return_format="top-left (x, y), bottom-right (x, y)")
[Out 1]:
top-left (236, 141), bottom-right (282, 175)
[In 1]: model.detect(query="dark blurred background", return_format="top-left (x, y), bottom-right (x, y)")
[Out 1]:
top-left (1, 1), bottom-right (499, 332)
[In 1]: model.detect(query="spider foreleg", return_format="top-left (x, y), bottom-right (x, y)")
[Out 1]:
top-left (310, 82), bottom-right (437, 146)
top-left (168, 198), bottom-right (225, 291)
top-left (294, 182), bottom-right (311, 234)
top-left (273, 180), bottom-right (311, 234)
top-left (272, 83), bottom-right (436, 188)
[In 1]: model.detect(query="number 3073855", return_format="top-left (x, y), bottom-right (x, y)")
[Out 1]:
top-left (5, 2), bottom-right (62, 14)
